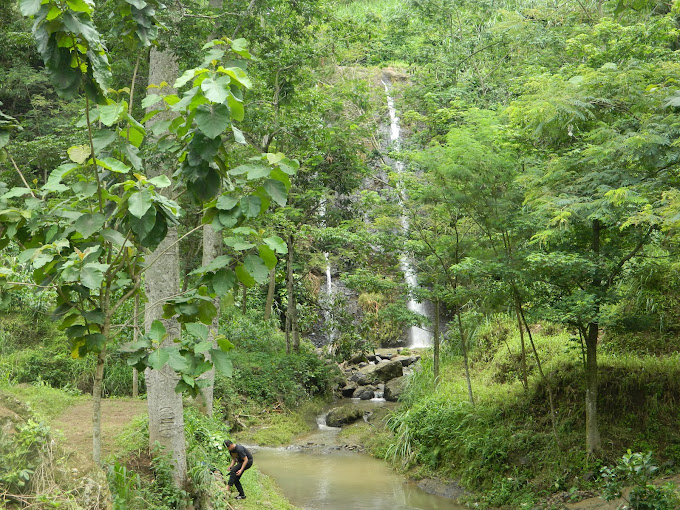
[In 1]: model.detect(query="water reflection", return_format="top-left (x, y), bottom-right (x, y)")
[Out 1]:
top-left (255, 447), bottom-right (465, 510)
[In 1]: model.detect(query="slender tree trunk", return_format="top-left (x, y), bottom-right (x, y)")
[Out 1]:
top-left (433, 298), bottom-right (440, 388)
top-left (586, 219), bottom-right (602, 455)
top-left (456, 308), bottom-right (474, 405)
top-left (92, 344), bottom-right (107, 465)
top-left (519, 305), bottom-right (560, 444)
top-left (144, 46), bottom-right (187, 487)
top-left (241, 283), bottom-right (247, 315)
top-left (515, 297), bottom-right (528, 392)
top-left (264, 266), bottom-right (276, 320)
top-left (286, 234), bottom-right (300, 353)
top-left (132, 293), bottom-right (140, 399)
top-left (585, 322), bottom-right (601, 454)
top-left (195, 224), bottom-right (221, 417)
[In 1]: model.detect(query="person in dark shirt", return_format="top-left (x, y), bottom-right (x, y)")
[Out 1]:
top-left (224, 440), bottom-right (253, 500)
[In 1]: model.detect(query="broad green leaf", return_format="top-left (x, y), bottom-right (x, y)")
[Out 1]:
top-left (263, 179), bottom-right (287, 206)
top-left (216, 195), bottom-right (239, 210)
top-left (228, 164), bottom-right (259, 176)
top-left (219, 67), bottom-right (252, 89)
top-left (83, 309), bottom-right (105, 325)
top-left (128, 189), bottom-right (153, 218)
top-left (264, 235), bottom-right (287, 254)
top-left (128, 207), bottom-right (157, 240)
top-left (197, 299), bottom-right (217, 324)
top-left (99, 102), bottom-right (125, 126)
top-left (217, 336), bottom-right (234, 352)
top-left (141, 94), bottom-right (162, 108)
top-left (266, 152), bottom-right (285, 165)
top-left (224, 237), bottom-right (255, 250)
top-left (174, 69), bottom-right (196, 88)
top-left (148, 348), bottom-right (170, 370)
top-left (195, 103), bottom-right (230, 139)
top-left (278, 157), bottom-right (300, 175)
top-left (167, 349), bottom-right (189, 371)
top-left (240, 196), bottom-right (261, 218)
top-left (101, 228), bottom-right (126, 246)
top-left (98, 157), bottom-right (130, 174)
top-left (247, 165), bottom-right (271, 180)
top-left (85, 333), bottom-right (106, 351)
top-left (258, 245), bottom-right (278, 270)
top-left (244, 255), bottom-right (269, 284)
top-left (209, 349), bottom-right (233, 377)
top-left (74, 213), bottom-right (105, 239)
top-left (1, 187), bottom-right (31, 199)
top-left (212, 268), bottom-right (235, 295)
top-left (232, 126), bottom-right (246, 144)
top-left (185, 322), bottom-right (209, 341)
top-left (189, 254), bottom-right (232, 275)
top-left (81, 263), bottom-right (108, 290)
top-left (235, 264), bottom-right (255, 288)
top-left (201, 76), bottom-right (231, 104)
top-left (0, 131), bottom-right (9, 149)
top-left (194, 340), bottom-right (212, 353)
top-left (68, 145), bottom-right (91, 164)
top-left (19, 0), bottom-right (42, 16)
top-left (148, 175), bottom-right (171, 188)
top-left (148, 320), bottom-right (166, 342)
top-left (227, 95), bottom-right (244, 121)
top-left (66, 0), bottom-right (93, 13)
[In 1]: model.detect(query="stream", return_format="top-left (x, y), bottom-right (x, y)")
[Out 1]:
top-left (253, 400), bottom-right (465, 510)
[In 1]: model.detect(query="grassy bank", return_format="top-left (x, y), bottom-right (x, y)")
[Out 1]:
top-left (378, 317), bottom-right (680, 508)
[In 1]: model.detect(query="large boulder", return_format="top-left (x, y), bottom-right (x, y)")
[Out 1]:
top-left (351, 385), bottom-right (377, 400)
top-left (384, 376), bottom-right (407, 401)
top-left (326, 405), bottom-right (364, 427)
top-left (358, 359), bottom-right (403, 383)
top-left (349, 371), bottom-right (369, 386)
top-left (340, 381), bottom-right (358, 397)
top-left (392, 355), bottom-right (420, 367)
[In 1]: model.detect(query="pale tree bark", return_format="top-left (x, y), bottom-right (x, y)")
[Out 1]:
top-left (144, 46), bottom-right (187, 487)
top-left (194, 224), bottom-right (221, 417)
top-left (286, 234), bottom-right (300, 353)
top-left (132, 293), bottom-right (140, 399)
top-left (264, 266), bottom-right (276, 320)
top-left (433, 298), bottom-right (440, 388)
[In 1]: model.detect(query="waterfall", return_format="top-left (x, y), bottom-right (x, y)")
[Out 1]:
top-left (319, 198), bottom-right (335, 347)
top-left (382, 80), bottom-right (433, 349)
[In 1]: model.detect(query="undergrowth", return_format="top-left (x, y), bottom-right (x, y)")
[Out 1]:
top-left (383, 314), bottom-right (680, 509)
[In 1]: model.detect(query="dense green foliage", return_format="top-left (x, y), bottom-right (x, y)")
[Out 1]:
top-left (3, 0), bottom-right (680, 507)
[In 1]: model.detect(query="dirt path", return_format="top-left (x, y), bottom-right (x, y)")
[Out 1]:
top-left (51, 398), bottom-right (147, 471)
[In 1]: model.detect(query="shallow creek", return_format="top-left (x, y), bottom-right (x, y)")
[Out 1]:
top-left (253, 399), bottom-right (465, 510)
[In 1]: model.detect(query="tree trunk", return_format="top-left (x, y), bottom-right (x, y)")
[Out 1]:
top-left (194, 224), bottom-right (221, 417)
top-left (264, 266), bottom-right (276, 321)
top-left (586, 219), bottom-right (602, 455)
top-left (241, 283), bottom-right (247, 315)
top-left (585, 322), bottom-right (601, 454)
top-left (132, 293), bottom-right (140, 399)
top-left (144, 46), bottom-right (187, 487)
top-left (519, 305), bottom-right (560, 444)
top-left (92, 345), bottom-right (107, 465)
top-left (515, 297), bottom-right (528, 392)
top-left (286, 234), bottom-right (300, 353)
top-left (456, 309), bottom-right (474, 405)
top-left (433, 298), bottom-right (440, 388)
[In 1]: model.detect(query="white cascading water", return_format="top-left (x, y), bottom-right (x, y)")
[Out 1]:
top-left (382, 80), bottom-right (432, 349)
top-left (319, 198), bottom-right (335, 347)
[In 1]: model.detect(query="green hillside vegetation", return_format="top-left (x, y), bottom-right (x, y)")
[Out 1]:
top-left (2, 0), bottom-right (680, 508)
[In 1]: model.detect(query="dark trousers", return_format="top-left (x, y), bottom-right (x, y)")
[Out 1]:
top-left (227, 461), bottom-right (252, 496)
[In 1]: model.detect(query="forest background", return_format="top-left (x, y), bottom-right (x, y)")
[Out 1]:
top-left (2, 0), bottom-right (680, 508)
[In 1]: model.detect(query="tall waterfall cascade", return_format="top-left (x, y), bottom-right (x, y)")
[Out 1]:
top-left (319, 198), bottom-right (335, 346)
top-left (382, 80), bottom-right (433, 348)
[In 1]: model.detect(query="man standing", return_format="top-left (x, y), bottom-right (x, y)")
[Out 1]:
top-left (224, 439), bottom-right (253, 500)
